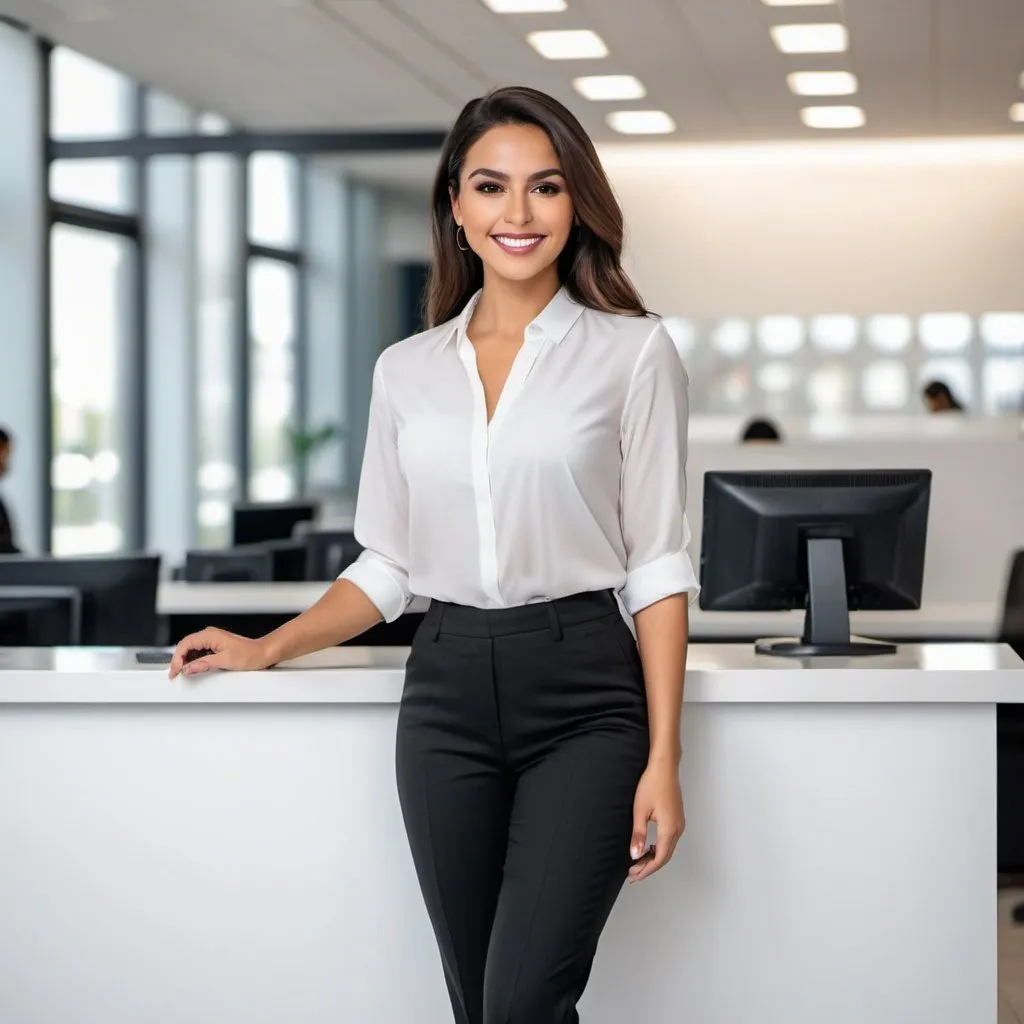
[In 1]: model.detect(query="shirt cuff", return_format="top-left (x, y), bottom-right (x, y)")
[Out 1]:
top-left (619, 550), bottom-right (700, 616)
top-left (338, 553), bottom-right (411, 623)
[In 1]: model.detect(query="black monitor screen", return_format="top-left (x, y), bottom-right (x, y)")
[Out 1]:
top-left (232, 501), bottom-right (318, 547)
top-left (0, 554), bottom-right (160, 646)
top-left (699, 469), bottom-right (931, 656)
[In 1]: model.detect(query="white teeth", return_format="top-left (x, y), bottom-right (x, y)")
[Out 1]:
top-left (495, 236), bottom-right (542, 248)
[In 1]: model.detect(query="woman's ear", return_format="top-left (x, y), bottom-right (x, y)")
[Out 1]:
top-left (449, 184), bottom-right (462, 226)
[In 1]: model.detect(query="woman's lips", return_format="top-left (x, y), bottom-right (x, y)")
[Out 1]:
top-left (491, 234), bottom-right (545, 255)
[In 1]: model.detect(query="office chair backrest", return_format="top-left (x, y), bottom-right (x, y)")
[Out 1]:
top-left (999, 550), bottom-right (1024, 660)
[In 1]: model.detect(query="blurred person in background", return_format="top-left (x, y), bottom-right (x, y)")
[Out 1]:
top-left (0, 427), bottom-right (19, 554)
top-left (922, 380), bottom-right (965, 414)
top-left (740, 417), bottom-right (782, 443)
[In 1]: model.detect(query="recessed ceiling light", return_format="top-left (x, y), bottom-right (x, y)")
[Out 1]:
top-left (762, 0), bottom-right (836, 5)
top-left (770, 23), bottom-right (848, 54)
top-left (787, 71), bottom-right (858, 96)
top-left (1011, 103), bottom-right (1024, 123)
top-left (800, 105), bottom-right (865, 129)
top-left (606, 110), bottom-right (676, 134)
top-left (481, 0), bottom-right (567, 12)
top-left (573, 75), bottom-right (646, 101)
top-left (527, 29), bottom-right (609, 59)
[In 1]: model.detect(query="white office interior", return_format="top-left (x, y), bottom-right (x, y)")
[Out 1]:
top-left (1, 1), bottom-right (1024, 1021)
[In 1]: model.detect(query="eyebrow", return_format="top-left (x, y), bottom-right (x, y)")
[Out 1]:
top-left (467, 168), bottom-right (565, 183)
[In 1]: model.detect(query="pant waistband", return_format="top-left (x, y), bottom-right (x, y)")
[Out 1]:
top-left (423, 589), bottom-right (619, 641)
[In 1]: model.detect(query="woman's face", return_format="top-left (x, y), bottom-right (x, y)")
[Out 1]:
top-left (451, 123), bottom-right (574, 286)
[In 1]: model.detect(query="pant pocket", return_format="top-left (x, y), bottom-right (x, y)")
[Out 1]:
top-left (609, 623), bottom-right (645, 687)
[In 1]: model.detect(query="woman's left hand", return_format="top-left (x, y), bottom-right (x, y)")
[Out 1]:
top-left (628, 757), bottom-right (685, 883)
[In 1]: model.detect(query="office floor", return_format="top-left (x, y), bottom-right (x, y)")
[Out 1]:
top-left (1000, 890), bottom-right (1024, 1023)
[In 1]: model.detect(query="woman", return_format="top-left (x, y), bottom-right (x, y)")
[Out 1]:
top-left (922, 379), bottom-right (966, 414)
top-left (169, 86), bottom-right (697, 1024)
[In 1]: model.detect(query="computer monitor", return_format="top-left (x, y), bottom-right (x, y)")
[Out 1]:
top-left (0, 554), bottom-right (161, 646)
top-left (232, 501), bottom-right (318, 547)
top-left (304, 530), bottom-right (363, 581)
top-left (0, 586), bottom-right (82, 645)
top-left (185, 540), bottom-right (307, 583)
top-left (699, 469), bottom-right (931, 657)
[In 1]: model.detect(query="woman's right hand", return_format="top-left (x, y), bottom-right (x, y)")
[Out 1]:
top-left (168, 628), bottom-right (274, 680)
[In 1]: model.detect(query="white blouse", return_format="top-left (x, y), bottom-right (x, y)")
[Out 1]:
top-left (339, 285), bottom-right (699, 623)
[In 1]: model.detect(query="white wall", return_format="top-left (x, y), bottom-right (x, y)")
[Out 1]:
top-left (598, 136), bottom-right (1024, 319)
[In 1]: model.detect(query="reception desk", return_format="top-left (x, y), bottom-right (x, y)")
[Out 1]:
top-left (1, 643), bottom-right (1022, 1024)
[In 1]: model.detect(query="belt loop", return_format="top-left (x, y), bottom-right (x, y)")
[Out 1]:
top-left (547, 599), bottom-right (563, 642)
top-left (431, 603), bottom-right (444, 642)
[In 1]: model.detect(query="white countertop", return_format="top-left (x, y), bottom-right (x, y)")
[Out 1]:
top-left (1, 643), bottom-right (1022, 705)
top-left (156, 583), bottom-right (999, 640)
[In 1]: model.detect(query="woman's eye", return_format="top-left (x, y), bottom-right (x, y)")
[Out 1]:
top-left (476, 183), bottom-right (502, 194)
top-left (534, 183), bottom-right (561, 195)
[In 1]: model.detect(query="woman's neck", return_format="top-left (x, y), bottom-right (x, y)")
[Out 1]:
top-left (470, 267), bottom-right (561, 339)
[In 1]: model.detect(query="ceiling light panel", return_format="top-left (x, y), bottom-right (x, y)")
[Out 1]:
top-left (800, 105), bottom-right (866, 129)
top-left (573, 75), bottom-right (646, 101)
top-left (481, 0), bottom-right (567, 12)
top-left (770, 24), bottom-right (849, 54)
top-left (527, 30), bottom-right (609, 59)
top-left (606, 110), bottom-right (676, 134)
top-left (787, 71), bottom-right (858, 96)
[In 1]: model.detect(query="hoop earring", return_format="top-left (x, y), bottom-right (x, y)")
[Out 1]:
top-left (456, 225), bottom-right (470, 252)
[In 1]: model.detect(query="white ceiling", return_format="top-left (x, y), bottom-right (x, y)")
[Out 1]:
top-left (6, 0), bottom-right (1024, 143)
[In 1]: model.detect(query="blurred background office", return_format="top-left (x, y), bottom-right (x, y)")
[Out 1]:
top-left (0, 0), bottom-right (1022, 571)
top-left (0, 0), bottom-right (1023, 1007)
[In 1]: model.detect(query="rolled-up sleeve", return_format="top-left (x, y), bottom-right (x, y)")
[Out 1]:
top-left (337, 358), bottom-right (412, 623)
top-left (618, 321), bottom-right (700, 615)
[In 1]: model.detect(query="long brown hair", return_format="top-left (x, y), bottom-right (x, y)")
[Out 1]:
top-left (424, 86), bottom-right (650, 328)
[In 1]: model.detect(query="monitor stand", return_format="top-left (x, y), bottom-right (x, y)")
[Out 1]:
top-left (755, 537), bottom-right (896, 658)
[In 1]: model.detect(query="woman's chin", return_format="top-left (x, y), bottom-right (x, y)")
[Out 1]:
top-left (483, 255), bottom-right (560, 285)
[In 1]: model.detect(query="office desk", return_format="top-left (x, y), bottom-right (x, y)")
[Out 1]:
top-left (157, 581), bottom-right (999, 642)
top-left (2, 643), bottom-right (1022, 1024)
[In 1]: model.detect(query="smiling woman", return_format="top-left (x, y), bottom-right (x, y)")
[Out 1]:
top-left (173, 84), bottom-right (697, 1024)
top-left (426, 85), bottom-right (650, 326)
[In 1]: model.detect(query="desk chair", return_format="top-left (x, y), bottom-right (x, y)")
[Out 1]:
top-left (997, 550), bottom-right (1024, 923)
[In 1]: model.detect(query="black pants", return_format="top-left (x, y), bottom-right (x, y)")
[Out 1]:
top-left (395, 589), bottom-right (650, 1024)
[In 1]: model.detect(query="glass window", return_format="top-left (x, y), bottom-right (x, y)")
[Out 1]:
top-left (249, 152), bottom-right (299, 248)
top-left (756, 361), bottom-right (799, 394)
top-left (195, 153), bottom-right (241, 547)
top-left (809, 315), bottom-right (857, 354)
top-left (50, 47), bottom-right (133, 139)
top-left (918, 312), bottom-right (972, 353)
top-left (861, 360), bottom-right (910, 410)
top-left (50, 224), bottom-right (134, 554)
top-left (50, 159), bottom-right (135, 213)
top-left (49, 47), bottom-right (135, 212)
top-left (710, 318), bottom-right (751, 358)
top-left (756, 316), bottom-right (805, 355)
top-left (979, 312), bottom-right (1024, 352)
top-left (982, 358), bottom-right (1024, 415)
top-left (865, 314), bottom-right (912, 353)
top-left (249, 257), bottom-right (298, 502)
top-left (806, 363), bottom-right (854, 413)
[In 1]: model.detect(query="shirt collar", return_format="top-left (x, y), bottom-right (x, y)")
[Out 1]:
top-left (440, 285), bottom-right (585, 350)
